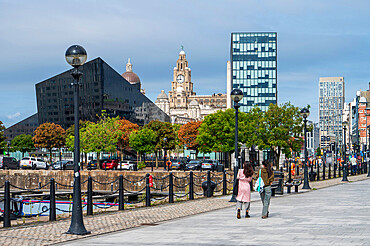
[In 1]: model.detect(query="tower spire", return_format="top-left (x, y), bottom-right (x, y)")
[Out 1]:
top-left (126, 58), bottom-right (132, 72)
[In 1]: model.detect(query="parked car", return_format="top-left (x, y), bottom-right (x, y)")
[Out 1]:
top-left (118, 160), bottom-right (137, 170)
top-left (87, 160), bottom-right (98, 170)
top-left (170, 159), bottom-right (187, 170)
top-left (186, 160), bottom-right (202, 170)
top-left (201, 159), bottom-right (221, 171)
top-left (101, 159), bottom-right (119, 170)
top-left (20, 157), bottom-right (48, 170)
top-left (0, 156), bottom-right (19, 169)
top-left (52, 160), bottom-right (73, 170)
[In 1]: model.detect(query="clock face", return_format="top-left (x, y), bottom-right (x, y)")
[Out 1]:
top-left (177, 75), bottom-right (185, 83)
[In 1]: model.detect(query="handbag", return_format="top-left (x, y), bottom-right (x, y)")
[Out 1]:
top-left (233, 178), bottom-right (239, 196)
top-left (254, 169), bottom-right (265, 194)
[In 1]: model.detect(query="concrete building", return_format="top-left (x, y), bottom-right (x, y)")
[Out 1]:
top-left (229, 32), bottom-right (277, 113)
top-left (307, 120), bottom-right (320, 157)
top-left (319, 77), bottom-right (345, 149)
top-left (155, 49), bottom-right (227, 124)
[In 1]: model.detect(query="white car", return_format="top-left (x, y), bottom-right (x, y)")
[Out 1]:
top-left (118, 160), bottom-right (137, 170)
top-left (20, 157), bottom-right (48, 170)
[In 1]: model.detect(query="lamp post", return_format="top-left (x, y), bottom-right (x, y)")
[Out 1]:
top-left (342, 121), bottom-right (349, 182)
top-left (163, 137), bottom-right (167, 171)
top-left (65, 45), bottom-right (90, 235)
top-left (229, 88), bottom-right (243, 202)
top-left (300, 108), bottom-right (311, 189)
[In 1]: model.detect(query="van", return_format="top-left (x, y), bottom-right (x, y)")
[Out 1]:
top-left (0, 156), bottom-right (20, 169)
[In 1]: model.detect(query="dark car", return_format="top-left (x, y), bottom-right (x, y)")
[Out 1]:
top-left (87, 160), bottom-right (98, 170)
top-left (170, 159), bottom-right (187, 170)
top-left (201, 160), bottom-right (221, 171)
top-left (186, 160), bottom-right (202, 170)
top-left (0, 156), bottom-right (19, 169)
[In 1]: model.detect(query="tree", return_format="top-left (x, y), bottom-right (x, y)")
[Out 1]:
top-left (129, 128), bottom-right (156, 164)
top-left (11, 134), bottom-right (35, 157)
top-left (65, 121), bottom-right (92, 164)
top-left (117, 118), bottom-right (139, 150)
top-left (316, 146), bottom-right (322, 157)
top-left (0, 121), bottom-right (6, 154)
top-left (33, 123), bottom-right (66, 163)
top-left (257, 103), bottom-right (305, 168)
top-left (178, 121), bottom-right (202, 156)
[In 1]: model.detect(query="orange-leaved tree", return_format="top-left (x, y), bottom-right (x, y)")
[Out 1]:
top-left (33, 122), bottom-right (66, 164)
top-left (117, 118), bottom-right (139, 151)
top-left (178, 121), bottom-right (202, 157)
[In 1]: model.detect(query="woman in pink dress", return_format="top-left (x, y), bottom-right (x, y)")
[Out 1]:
top-left (236, 161), bottom-right (254, 219)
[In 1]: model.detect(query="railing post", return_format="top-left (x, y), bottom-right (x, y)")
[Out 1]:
top-left (287, 163), bottom-right (291, 194)
top-left (328, 163), bottom-right (331, 179)
top-left (87, 176), bottom-right (93, 216)
top-left (207, 171), bottom-right (211, 197)
top-left (169, 172), bottom-right (174, 203)
top-left (339, 162), bottom-right (341, 177)
top-left (334, 163), bottom-right (336, 178)
top-left (4, 181), bottom-right (11, 228)
top-left (145, 174), bottom-right (151, 207)
top-left (317, 160), bottom-right (320, 181)
top-left (119, 175), bottom-right (124, 210)
top-left (189, 171), bottom-right (194, 200)
top-left (222, 171), bottom-right (227, 195)
top-left (323, 163), bottom-right (326, 180)
top-left (49, 178), bottom-right (56, 221)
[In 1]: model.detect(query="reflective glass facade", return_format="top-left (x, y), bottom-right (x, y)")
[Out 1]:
top-left (230, 32), bottom-right (277, 112)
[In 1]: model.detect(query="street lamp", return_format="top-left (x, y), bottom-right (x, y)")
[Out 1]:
top-left (65, 45), bottom-right (90, 235)
top-left (229, 88), bottom-right (243, 202)
top-left (163, 137), bottom-right (167, 171)
top-left (342, 121), bottom-right (349, 182)
top-left (300, 108), bottom-right (311, 189)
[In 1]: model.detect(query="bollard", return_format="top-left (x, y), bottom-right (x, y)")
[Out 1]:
top-left (317, 161), bottom-right (320, 181)
top-left (342, 164), bottom-right (349, 181)
top-left (189, 171), bottom-right (194, 200)
top-left (49, 178), bottom-right (56, 221)
top-left (334, 163), bottom-right (336, 178)
top-left (145, 174), bottom-right (151, 207)
top-left (3, 181), bottom-right (11, 227)
top-left (287, 163), bottom-right (292, 194)
top-left (207, 171), bottom-right (211, 197)
top-left (339, 163), bottom-right (341, 177)
top-left (222, 171), bottom-right (227, 195)
top-left (328, 164), bottom-right (331, 179)
top-left (295, 184), bottom-right (299, 193)
top-left (87, 176), bottom-right (93, 216)
top-left (169, 172), bottom-right (174, 203)
top-left (323, 163), bottom-right (326, 180)
top-left (119, 175), bottom-right (124, 211)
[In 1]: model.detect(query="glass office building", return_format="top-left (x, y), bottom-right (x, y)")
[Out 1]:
top-left (230, 32), bottom-right (277, 112)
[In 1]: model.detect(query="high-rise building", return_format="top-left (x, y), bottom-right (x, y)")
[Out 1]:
top-left (319, 77), bottom-right (345, 149)
top-left (228, 32), bottom-right (277, 112)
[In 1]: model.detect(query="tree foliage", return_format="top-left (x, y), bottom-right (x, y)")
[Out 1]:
top-left (11, 134), bottom-right (35, 156)
top-left (178, 121), bottom-right (202, 153)
top-left (65, 120), bottom-right (92, 154)
top-left (129, 128), bottom-right (156, 155)
top-left (33, 123), bottom-right (65, 163)
top-left (117, 118), bottom-right (139, 150)
top-left (0, 121), bottom-right (6, 153)
top-left (145, 120), bottom-right (178, 151)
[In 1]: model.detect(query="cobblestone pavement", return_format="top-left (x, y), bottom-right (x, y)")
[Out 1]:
top-left (64, 176), bottom-right (370, 246)
top-left (0, 174), bottom-right (368, 246)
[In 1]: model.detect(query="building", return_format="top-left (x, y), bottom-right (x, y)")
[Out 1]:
top-left (121, 58), bottom-right (146, 95)
top-left (319, 77), bottom-right (345, 149)
top-left (155, 49), bottom-right (227, 124)
top-left (307, 121), bottom-right (320, 157)
top-left (228, 32), bottom-right (277, 113)
top-left (352, 84), bottom-right (370, 152)
top-left (5, 57), bottom-right (169, 140)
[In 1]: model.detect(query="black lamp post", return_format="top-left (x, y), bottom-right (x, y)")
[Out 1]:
top-left (163, 137), bottom-right (167, 171)
top-left (300, 108), bottom-right (310, 189)
top-left (229, 88), bottom-right (243, 202)
top-left (65, 45), bottom-right (90, 235)
top-left (342, 121), bottom-right (349, 182)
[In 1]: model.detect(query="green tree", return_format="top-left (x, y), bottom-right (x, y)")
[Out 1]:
top-left (316, 146), bottom-right (322, 156)
top-left (129, 128), bottom-right (156, 165)
top-left (65, 121), bottom-right (92, 164)
top-left (33, 123), bottom-right (66, 164)
top-left (257, 103), bottom-right (305, 168)
top-left (11, 134), bottom-right (35, 157)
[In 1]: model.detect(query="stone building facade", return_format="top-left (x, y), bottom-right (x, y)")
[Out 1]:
top-left (155, 50), bottom-right (227, 124)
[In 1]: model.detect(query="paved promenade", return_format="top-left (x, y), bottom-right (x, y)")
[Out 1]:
top-left (0, 174), bottom-right (368, 245)
top-left (64, 176), bottom-right (370, 246)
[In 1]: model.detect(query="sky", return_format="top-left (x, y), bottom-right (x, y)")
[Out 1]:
top-left (1, 0), bottom-right (370, 128)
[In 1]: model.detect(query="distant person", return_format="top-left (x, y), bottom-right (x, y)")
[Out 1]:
top-left (351, 156), bottom-right (357, 174)
top-left (260, 160), bottom-right (274, 219)
top-left (236, 161), bottom-right (254, 219)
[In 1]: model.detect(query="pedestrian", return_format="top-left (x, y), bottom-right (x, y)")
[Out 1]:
top-left (260, 160), bottom-right (274, 219)
top-left (236, 161), bottom-right (254, 219)
top-left (351, 156), bottom-right (357, 174)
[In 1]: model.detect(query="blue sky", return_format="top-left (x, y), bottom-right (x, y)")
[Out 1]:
top-left (1, 0), bottom-right (370, 128)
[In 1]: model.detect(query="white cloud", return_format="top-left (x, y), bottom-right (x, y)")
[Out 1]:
top-left (7, 112), bottom-right (21, 120)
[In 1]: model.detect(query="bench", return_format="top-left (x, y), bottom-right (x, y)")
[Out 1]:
top-left (285, 179), bottom-right (302, 193)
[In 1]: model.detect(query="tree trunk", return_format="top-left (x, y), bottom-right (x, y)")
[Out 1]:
top-left (155, 152), bottom-right (158, 168)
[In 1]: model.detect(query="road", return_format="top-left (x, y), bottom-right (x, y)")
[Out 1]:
top-left (62, 178), bottom-right (370, 246)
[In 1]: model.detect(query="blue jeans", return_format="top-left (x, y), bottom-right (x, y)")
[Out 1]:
top-left (260, 186), bottom-right (271, 217)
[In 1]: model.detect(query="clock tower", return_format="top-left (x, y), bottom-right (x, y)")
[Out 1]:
top-left (168, 49), bottom-right (195, 109)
